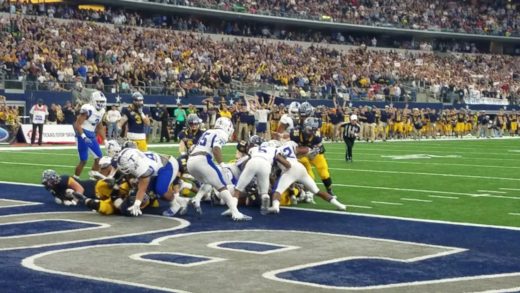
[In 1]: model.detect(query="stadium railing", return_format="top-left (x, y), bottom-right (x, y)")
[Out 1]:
top-left (96, 0), bottom-right (520, 41)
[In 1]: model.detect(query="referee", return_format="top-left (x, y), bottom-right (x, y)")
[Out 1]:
top-left (340, 114), bottom-right (361, 162)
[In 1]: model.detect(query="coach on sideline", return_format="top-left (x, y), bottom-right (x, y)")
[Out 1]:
top-left (340, 114), bottom-right (361, 162)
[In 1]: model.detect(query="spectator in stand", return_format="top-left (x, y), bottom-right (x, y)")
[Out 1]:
top-left (29, 99), bottom-right (48, 146)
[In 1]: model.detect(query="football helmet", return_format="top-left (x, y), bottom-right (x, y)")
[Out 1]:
top-left (106, 140), bottom-right (122, 157)
top-left (121, 140), bottom-right (137, 150)
top-left (299, 102), bottom-right (314, 117)
top-left (42, 169), bottom-right (60, 188)
top-left (116, 149), bottom-right (139, 175)
top-left (288, 102), bottom-right (301, 119)
top-left (302, 117), bottom-right (320, 135)
top-left (132, 92), bottom-right (144, 108)
top-left (187, 113), bottom-right (201, 131)
top-left (265, 140), bottom-right (282, 148)
top-left (248, 135), bottom-right (264, 147)
top-left (214, 117), bottom-right (234, 138)
top-left (91, 91), bottom-right (107, 111)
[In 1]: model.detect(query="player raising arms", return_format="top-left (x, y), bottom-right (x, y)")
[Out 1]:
top-left (187, 117), bottom-right (252, 221)
top-left (73, 90), bottom-right (107, 179)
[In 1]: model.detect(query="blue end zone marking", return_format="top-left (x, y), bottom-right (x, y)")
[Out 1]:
top-left (141, 253), bottom-right (210, 265)
top-left (0, 182), bottom-right (520, 292)
top-left (218, 242), bottom-right (285, 252)
top-left (0, 220), bottom-right (99, 237)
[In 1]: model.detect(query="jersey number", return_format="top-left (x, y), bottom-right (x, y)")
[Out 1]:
top-left (198, 133), bottom-right (211, 146)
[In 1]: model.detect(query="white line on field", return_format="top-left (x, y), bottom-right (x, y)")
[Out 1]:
top-left (428, 195), bottom-right (459, 200)
top-left (347, 205), bottom-right (372, 209)
top-left (477, 190), bottom-right (507, 194)
top-left (371, 201), bottom-right (403, 206)
top-left (327, 158), bottom-right (520, 169)
top-left (509, 213), bottom-right (520, 216)
top-left (0, 161), bottom-right (75, 169)
top-left (500, 188), bottom-right (520, 191)
top-left (329, 167), bottom-right (520, 181)
top-left (401, 198), bottom-right (432, 203)
top-left (325, 183), bottom-right (520, 200)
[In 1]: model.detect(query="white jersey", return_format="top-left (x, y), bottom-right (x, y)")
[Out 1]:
top-left (249, 143), bottom-right (277, 164)
top-left (80, 104), bottom-right (105, 132)
top-left (279, 114), bottom-right (294, 131)
top-left (191, 128), bottom-right (228, 156)
top-left (276, 141), bottom-right (299, 161)
top-left (124, 149), bottom-right (163, 178)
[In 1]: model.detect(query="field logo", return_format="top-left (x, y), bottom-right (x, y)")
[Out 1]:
top-left (382, 154), bottom-right (461, 160)
top-left (0, 127), bottom-right (9, 142)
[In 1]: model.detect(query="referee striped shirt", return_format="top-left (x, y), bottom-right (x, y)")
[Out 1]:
top-left (343, 123), bottom-right (360, 138)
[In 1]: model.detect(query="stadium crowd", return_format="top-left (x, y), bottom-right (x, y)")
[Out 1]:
top-left (0, 11), bottom-right (518, 104)
top-left (153, 0), bottom-right (519, 36)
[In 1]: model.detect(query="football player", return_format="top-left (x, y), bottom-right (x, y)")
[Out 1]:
top-left (186, 117), bottom-right (252, 221)
top-left (234, 136), bottom-right (291, 214)
top-left (276, 101), bottom-right (300, 140)
top-left (119, 92), bottom-right (151, 151)
top-left (178, 113), bottom-right (204, 155)
top-left (42, 169), bottom-right (93, 206)
top-left (267, 140), bottom-right (346, 214)
top-left (116, 147), bottom-right (182, 216)
top-left (73, 90), bottom-right (107, 179)
top-left (292, 115), bottom-right (335, 198)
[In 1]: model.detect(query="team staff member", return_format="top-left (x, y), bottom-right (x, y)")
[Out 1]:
top-left (340, 114), bottom-right (361, 162)
top-left (29, 99), bottom-right (48, 146)
top-left (119, 92), bottom-right (150, 151)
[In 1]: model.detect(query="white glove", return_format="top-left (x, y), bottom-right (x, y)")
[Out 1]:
top-left (127, 199), bottom-right (142, 216)
top-left (63, 200), bottom-right (77, 206)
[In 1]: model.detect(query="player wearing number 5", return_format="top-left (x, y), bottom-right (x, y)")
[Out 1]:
top-left (119, 92), bottom-right (151, 151)
top-left (73, 91), bottom-right (107, 178)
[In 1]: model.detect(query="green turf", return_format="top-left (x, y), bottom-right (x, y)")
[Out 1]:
top-left (1, 139), bottom-right (519, 227)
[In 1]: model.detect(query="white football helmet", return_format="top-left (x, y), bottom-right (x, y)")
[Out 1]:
top-left (106, 140), bottom-right (122, 157)
top-left (288, 101), bottom-right (301, 119)
top-left (91, 91), bottom-right (107, 111)
top-left (214, 117), bottom-right (234, 138)
top-left (265, 140), bottom-right (282, 148)
top-left (116, 148), bottom-right (139, 175)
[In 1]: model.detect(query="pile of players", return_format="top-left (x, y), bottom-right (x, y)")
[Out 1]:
top-left (41, 91), bottom-right (346, 221)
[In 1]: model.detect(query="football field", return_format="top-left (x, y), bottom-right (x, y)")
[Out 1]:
top-left (1, 138), bottom-right (520, 292)
top-left (1, 138), bottom-right (519, 227)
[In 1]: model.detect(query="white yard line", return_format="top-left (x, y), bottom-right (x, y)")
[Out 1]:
top-left (477, 190), bottom-right (507, 194)
top-left (509, 213), bottom-right (520, 216)
top-left (327, 183), bottom-right (520, 200)
top-left (346, 205), bottom-right (372, 209)
top-left (0, 161), bottom-right (75, 169)
top-left (328, 167), bottom-right (520, 181)
top-left (327, 158), bottom-right (520, 169)
top-left (371, 201), bottom-right (403, 206)
top-left (401, 198), bottom-right (433, 203)
top-left (327, 151), bottom-right (520, 162)
top-left (500, 188), bottom-right (520, 191)
top-left (428, 195), bottom-right (459, 200)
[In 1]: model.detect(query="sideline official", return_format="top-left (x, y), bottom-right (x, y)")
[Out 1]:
top-left (340, 114), bottom-right (361, 162)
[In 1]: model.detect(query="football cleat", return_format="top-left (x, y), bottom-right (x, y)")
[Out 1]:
top-left (260, 194), bottom-right (270, 215)
top-left (221, 209), bottom-right (232, 217)
top-left (267, 207), bottom-right (280, 214)
top-left (232, 212), bottom-right (252, 221)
